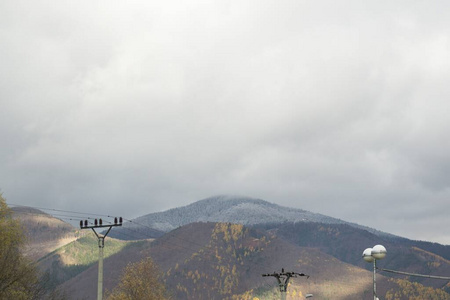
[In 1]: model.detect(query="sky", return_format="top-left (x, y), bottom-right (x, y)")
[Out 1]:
top-left (1, 0), bottom-right (450, 244)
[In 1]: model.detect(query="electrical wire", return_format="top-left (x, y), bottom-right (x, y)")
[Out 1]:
top-left (9, 202), bottom-right (218, 250)
top-left (378, 267), bottom-right (450, 281)
top-left (7, 202), bottom-right (269, 264)
top-left (8, 203), bottom-right (218, 256)
top-left (12, 209), bottom-right (154, 241)
top-left (8, 202), bottom-right (114, 218)
top-left (11, 210), bottom-right (87, 221)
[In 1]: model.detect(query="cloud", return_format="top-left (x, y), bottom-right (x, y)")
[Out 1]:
top-left (1, 0), bottom-right (450, 243)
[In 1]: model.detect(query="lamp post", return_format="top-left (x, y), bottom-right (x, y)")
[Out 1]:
top-left (362, 245), bottom-right (387, 300)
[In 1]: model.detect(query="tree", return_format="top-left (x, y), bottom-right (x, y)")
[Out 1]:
top-left (0, 194), bottom-right (44, 299)
top-left (107, 257), bottom-right (171, 300)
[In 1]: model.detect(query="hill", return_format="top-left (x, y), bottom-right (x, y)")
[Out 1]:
top-left (11, 206), bottom-right (137, 293)
top-left (12, 206), bottom-right (81, 260)
top-left (61, 222), bottom-right (375, 299)
top-left (110, 194), bottom-right (450, 291)
top-left (11, 199), bottom-right (450, 299)
top-left (38, 232), bottom-right (133, 289)
top-left (256, 222), bottom-right (450, 292)
top-left (58, 222), bottom-right (450, 300)
top-left (110, 195), bottom-right (392, 240)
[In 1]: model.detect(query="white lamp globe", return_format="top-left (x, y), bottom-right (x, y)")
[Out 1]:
top-left (362, 248), bottom-right (374, 262)
top-left (371, 245), bottom-right (387, 260)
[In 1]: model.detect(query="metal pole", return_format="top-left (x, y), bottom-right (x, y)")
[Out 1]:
top-left (262, 269), bottom-right (309, 300)
top-left (373, 259), bottom-right (377, 300)
top-left (98, 237), bottom-right (104, 300)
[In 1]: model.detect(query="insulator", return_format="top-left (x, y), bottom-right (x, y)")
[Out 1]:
top-left (119, 217), bottom-right (123, 224)
top-left (114, 217), bottom-right (117, 224)
top-left (95, 219), bottom-right (98, 226)
top-left (84, 220), bottom-right (88, 227)
top-left (99, 218), bottom-right (102, 225)
top-left (80, 220), bottom-right (83, 228)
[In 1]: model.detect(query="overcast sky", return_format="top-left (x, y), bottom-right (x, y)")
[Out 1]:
top-left (1, 0), bottom-right (450, 244)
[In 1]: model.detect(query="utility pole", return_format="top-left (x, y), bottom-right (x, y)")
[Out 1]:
top-left (80, 217), bottom-right (123, 300)
top-left (262, 268), bottom-right (309, 300)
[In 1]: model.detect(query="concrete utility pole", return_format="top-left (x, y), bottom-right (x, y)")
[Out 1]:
top-left (262, 268), bottom-right (309, 300)
top-left (80, 217), bottom-right (123, 300)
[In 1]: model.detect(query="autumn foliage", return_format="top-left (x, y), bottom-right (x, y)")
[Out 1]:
top-left (107, 257), bottom-right (170, 300)
top-left (0, 194), bottom-right (43, 299)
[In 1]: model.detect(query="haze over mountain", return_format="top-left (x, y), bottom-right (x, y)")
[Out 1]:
top-left (111, 195), bottom-right (393, 240)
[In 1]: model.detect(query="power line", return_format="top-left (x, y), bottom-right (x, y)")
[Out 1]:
top-left (12, 208), bottom-right (152, 241)
top-left (9, 203), bottom-right (223, 258)
top-left (7, 202), bottom-right (276, 267)
top-left (378, 267), bottom-right (450, 281)
top-left (8, 202), bottom-right (114, 218)
top-left (9, 202), bottom-right (219, 252)
top-left (12, 210), bottom-right (87, 221)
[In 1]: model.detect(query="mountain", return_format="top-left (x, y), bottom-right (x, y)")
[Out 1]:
top-left (12, 206), bottom-right (81, 260)
top-left (60, 222), bottom-right (381, 300)
top-left (12, 198), bottom-right (450, 299)
top-left (37, 232), bottom-right (132, 290)
top-left (11, 206), bottom-right (136, 290)
top-left (255, 222), bottom-right (450, 292)
top-left (107, 194), bottom-right (450, 294)
top-left (110, 195), bottom-right (392, 240)
top-left (58, 222), bottom-right (450, 300)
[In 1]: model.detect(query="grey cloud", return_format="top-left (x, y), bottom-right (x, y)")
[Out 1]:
top-left (1, 0), bottom-right (450, 244)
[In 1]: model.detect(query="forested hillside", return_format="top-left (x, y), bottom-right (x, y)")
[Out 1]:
top-left (38, 233), bottom-right (132, 290)
top-left (56, 222), bottom-right (450, 300)
top-left (256, 221), bottom-right (450, 292)
top-left (6, 196), bottom-right (450, 300)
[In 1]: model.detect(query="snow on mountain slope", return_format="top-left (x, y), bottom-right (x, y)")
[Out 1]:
top-left (112, 195), bottom-right (391, 239)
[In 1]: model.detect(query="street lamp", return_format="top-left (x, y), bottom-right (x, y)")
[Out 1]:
top-left (362, 245), bottom-right (387, 300)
